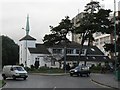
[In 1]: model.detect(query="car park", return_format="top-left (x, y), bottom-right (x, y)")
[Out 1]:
top-left (2, 65), bottom-right (28, 80)
top-left (69, 65), bottom-right (91, 77)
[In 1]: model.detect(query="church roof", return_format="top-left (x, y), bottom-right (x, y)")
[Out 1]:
top-left (28, 44), bottom-right (50, 54)
top-left (19, 35), bottom-right (36, 41)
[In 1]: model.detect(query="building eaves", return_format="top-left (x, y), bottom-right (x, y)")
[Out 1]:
top-left (19, 35), bottom-right (36, 41)
top-left (60, 56), bottom-right (111, 62)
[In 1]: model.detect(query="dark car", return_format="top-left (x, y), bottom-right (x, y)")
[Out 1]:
top-left (69, 65), bottom-right (91, 77)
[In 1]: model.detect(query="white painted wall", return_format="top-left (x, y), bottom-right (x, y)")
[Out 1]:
top-left (19, 39), bottom-right (36, 67)
top-left (28, 53), bottom-right (59, 68)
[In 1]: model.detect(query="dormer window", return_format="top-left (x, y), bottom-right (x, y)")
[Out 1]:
top-left (53, 49), bottom-right (62, 54)
top-left (91, 48), bottom-right (95, 52)
top-left (67, 49), bottom-right (74, 54)
top-left (81, 49), bottom-right (87, 56)
top-left (76, 49), bottom-right (80, 54)
top-left (92, 57), bottom-right (96, 59)
top-left (103, 57), bottom-right (106, 59)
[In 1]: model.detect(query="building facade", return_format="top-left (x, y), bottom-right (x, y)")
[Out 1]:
top-left (71, 12), bottom-right (84, 44)
top-left (19, 35), bottom-right (110, 68)
top-left (19, 15), bottom-right (111, 68)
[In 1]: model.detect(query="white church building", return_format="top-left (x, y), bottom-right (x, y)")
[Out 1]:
top-left (19, 15), bottom-right (111, 68)
top-left (19, 15), bottom-right (60, 68)
top-left (19, 35), bottom-right (59, 68)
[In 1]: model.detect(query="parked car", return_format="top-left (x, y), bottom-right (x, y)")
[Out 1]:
top-left (69, 65), bottom-right (91, 77)
top-left (2, 65), bottom-right (28, 80)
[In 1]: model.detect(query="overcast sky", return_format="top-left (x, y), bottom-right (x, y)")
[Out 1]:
top-left (0, 0), bottom-right (120, 44)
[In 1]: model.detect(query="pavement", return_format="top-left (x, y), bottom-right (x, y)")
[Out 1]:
top-left (90, 73), bottom-right (120, 89)
top-left (29, 73), bottom-right (69, 76)
top-left (1, 72), bottom-right (120, 89)
top-left (29, 72), bottom-right (120, 89)
top-left (30, 73), bottom-right (120, 89)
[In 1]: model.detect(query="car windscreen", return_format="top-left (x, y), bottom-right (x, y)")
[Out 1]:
top-left (81, 66), bottom-right (89, 70)
top-left (13, 67), bottom-right (24, 71)
top-left (75, 66), bottom-right (89, 70)
top-left (75, 66), bottom-right (81, 70)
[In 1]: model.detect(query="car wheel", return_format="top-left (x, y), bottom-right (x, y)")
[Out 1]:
top-left (70, 73), bottom-right (73, 76)
top-left (87, 74), bottom-right (89, 77)
top-left (2, 74), bottom-right (6, 80)
top-left (23, 77), bottom-right (27, 80)
top-left (12, 75), bottom-right (16, 80)
top-left (80, 74), bottom-right (82, 77)
top-left (77, 73), bottom-right (79, 77)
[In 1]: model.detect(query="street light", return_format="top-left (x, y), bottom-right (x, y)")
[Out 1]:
top-left (61, 29), bottom-right (67, 73)
top-left (113, 0), bottom-right (118, 71)
top-left (22, 28), bottom-right (28, 67)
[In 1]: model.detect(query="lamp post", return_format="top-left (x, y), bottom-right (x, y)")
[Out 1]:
top-left (22, 28), bottom-right (28, 67)
top-left (61, 29), bottom-right (67, 73)
top-left (113, 0), bottom-right (118, 71)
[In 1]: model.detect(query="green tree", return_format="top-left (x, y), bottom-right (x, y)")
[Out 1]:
top-left (43, 16), bottom-right (74, 69)
top-left (2, 35), bottom-right (19, 67)
top-left (104, 16), bottom-right (120, 65)
top-left (75, 1), bottom-right (112, 46)
top-left (43, 16), bottom-right (73, 46)
top-left (74, 1), bottom-right (112, 65)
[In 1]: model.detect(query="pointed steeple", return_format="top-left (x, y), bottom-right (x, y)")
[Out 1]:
top-left (26, 14), bottom-right (30, 35)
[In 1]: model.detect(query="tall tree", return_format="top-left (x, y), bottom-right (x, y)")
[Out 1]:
top-left (2, 35), bottom-right (19, 67)
top-left (104, 16), bottom-right (120, 65)
top-left (43, 16), bottom-right (73, 46)
top-left (74, 1), bottom-right (112, 65)
top-left (75, 1), bottom-right (112, 46)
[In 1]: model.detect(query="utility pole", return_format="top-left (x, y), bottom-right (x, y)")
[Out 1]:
top-left (114, 0), bottom-right (117, 71)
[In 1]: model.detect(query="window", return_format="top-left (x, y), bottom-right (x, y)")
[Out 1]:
top-left (67, 49), bottom-right (74, 54)
top-left (51, 59), bottom-right (55, 66)
top-left (86, 57), bottom-right (88, 59)
top-left (35, 58), bottom-right (39, 61)
top-left (53, 49), bottom-right (62, 54)
top-left (76, 49), bottom-right (80, 54)
top-left (76, 49), bottom-right (87, 55)
top-left (81, 49), bottom-right (87, 55)
top-left (92, 57), bottom-right (96, 59)
top-left (103, 57), bottom-right (106, 59)
top-left (13, 67), bottom-right (24, 71)
top-left (91, 48), bottom-right (95, 52)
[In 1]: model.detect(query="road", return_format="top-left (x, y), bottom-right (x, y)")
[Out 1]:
top-left (2, 74), bottom-right (109, 88)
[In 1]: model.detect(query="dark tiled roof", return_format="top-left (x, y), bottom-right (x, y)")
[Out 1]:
top-left (83, 46), bottom-right (104, 55)
top-left (28, 44), bottom-right (50, 54)
top-left (50, 41), bottom-right (104, 55)
top-left (19, 35), bottom-right (36, 41)
top-left (60, 56), bottom-right (111, 62)
top-left (50, 41), bottom-right (81, 48)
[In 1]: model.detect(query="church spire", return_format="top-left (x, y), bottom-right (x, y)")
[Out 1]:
top-left (26, 14), bottom-right (30, 35)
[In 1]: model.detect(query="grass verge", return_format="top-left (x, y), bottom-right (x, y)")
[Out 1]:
top-left (0, 80), bottom-right (6, 87)
top-left (25, 67), bottom-right (66, 73)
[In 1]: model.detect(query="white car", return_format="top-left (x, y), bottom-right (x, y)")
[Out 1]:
top-left (2, 65), bottom-right (28, 80)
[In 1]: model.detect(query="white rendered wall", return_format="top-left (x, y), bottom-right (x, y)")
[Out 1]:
top-left (19, 40), bottom-right (36, 67)
top-left (29, 54), bottom-right (59, 68)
